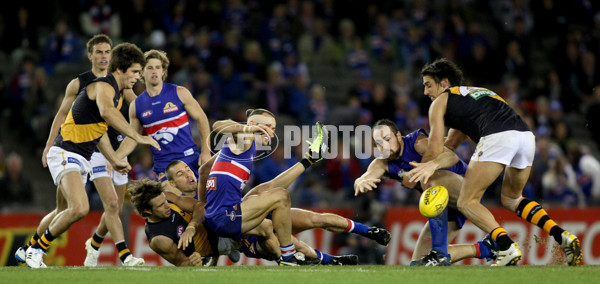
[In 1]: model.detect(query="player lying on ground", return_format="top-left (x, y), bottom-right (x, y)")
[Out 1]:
top-left (129, 179), bottom-right (357, 266)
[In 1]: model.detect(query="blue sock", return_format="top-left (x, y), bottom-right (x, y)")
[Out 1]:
top-left (428, 207), bottom-right (449, 257)
top-left (345, 218), bottom-right (370, 236)
top-left (476, 240), bottom-right (495, 261)
top-left (280, 243), bottom-right (296, 261)
top-left (315, 249), bottom-right (334, 264)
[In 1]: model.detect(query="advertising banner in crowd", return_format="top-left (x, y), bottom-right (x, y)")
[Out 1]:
top-left (1, 207), bottom-right (599, 266)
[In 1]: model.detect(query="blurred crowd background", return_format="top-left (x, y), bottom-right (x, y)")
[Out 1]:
top-left (1, 0), bottom-right (599, 222)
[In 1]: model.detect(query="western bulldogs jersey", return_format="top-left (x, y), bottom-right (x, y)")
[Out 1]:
top-left (204, 140), bottom-right (256, 219)
top-left (135, 83), bottom-right (200, 173)
top-left (387, 129), bottom-right (467, 181)
top-left (444, 86), bottom-right (530, 143)
top-left (145, 202), bottom-right (214, 257)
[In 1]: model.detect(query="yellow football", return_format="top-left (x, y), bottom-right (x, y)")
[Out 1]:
top-left (419, 185), bottom-right (449, 218)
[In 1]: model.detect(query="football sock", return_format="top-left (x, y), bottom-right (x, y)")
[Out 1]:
top-left (516, 199), bottom-right (564, 243)
top-left (490, 227), bottom-right (512, 250)
top-left (32, 229), bottom-right (56, 252)
top-left (91, 232), bottom-right (105, 251)
top-left (428, 207), bottom-right (449, 257)
top-left (116, 241), bottom-right (131, 262)
top-left (280, 243), bottom-right (297, 261)
top-left (24, 231), bottom-right (40, 249)
top-left (314, 249), bottom-right (334, 264)
top-left (475, 241), bottom-right (492, 260)
top-left (344, 219), bottom-right (370, 236)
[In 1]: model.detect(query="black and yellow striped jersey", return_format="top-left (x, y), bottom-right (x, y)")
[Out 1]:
top-left (145, 202), bottom-right (215, 258)
top-left (53, 73), bottom-right (122, 160)
top-left (443, 86), bottom-right (530, 143)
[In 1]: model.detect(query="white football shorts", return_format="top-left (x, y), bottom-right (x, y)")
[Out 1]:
top-left (471, 130), bottom-right (535, 169)
top-left (46, 146), bottom-right (91, 186)
top-left (89, 151), bottom-right (129, 186)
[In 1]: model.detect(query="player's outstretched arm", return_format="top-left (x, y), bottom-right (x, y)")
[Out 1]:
top-left (354, 158), bottom-right (386, 196)
top-left (149, 236), bottom-right (199, 266)
top-left (97, 133), bottom-right (131, 174)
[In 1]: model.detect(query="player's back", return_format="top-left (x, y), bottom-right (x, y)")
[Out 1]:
top-left (204, 140), bottom-right (256, 218)
top-left (444, 86), bottom-right (530, 142)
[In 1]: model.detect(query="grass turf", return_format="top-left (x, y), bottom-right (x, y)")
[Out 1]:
top-left (1, 265), bottom-right (598, 284)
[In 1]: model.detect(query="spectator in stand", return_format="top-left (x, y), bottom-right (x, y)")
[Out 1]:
top-left (0, 152), bottom-right (33, 206)
top-left (41, 16), bottom-right (82, 74)
top-left (79, 0), bottom-right (121, 39)
top-left (567, 143), bottom-right (600, 203)
top-left (297, 18), bottom-right (337, 66)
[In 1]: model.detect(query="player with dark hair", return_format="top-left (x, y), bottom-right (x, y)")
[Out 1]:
top-left (355, 118), bottom-right (497, 266)
top-left (407, 58), bottom-right (581, 266)
top-left (24, 43), bottom-right (160, 268)
top-left (130, 178), bottom-right (357, 266)
top-left (16, 35), bottom-right (144, 266)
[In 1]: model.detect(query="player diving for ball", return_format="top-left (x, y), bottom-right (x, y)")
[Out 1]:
top-left (354, 119), bottom-right (497, 266)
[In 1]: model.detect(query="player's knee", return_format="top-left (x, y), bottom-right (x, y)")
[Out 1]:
top-left (501, 194), bottom-right (523, 212)
top-left (103, 197), bottom-right (119, 213)
top-left (273, 188), bottom-right (291, 206)
top-left (70, 204), bottom-right (89, 221)
top-left (456, 196), bottom-right (473, 214)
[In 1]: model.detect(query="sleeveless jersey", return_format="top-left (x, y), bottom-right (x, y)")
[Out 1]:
top-left (145, 202), bottom-right (214, 257)
top-left (387, 129), bottom-right (467, 180)
top-left (77, 71), bottom-right (96, 93)
top-left (204, 140), bottom-right (256, 218)
top-left (135, 83), bottom-right (199, 173)
top-left (443, 86), bottom-right (530, 143)
top-left (54, 73), bottom-right (122, 160)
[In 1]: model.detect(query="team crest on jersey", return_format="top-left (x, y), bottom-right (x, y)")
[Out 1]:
top-left (177, 225), bottom-right (184, 237)
top-left (142, 110), bottom-right (153, 118)
top-left (226, 209), bottom-right (241, 221)
top-left (206, 177), bottom-right (216, 190)
top-left (163, 102), bottom-right (179, 113)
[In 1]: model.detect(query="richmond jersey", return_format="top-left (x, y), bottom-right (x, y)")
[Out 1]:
top-left (53, 74), bottom-right (122, 160)
top-left (387, 129), bottom-right (467, 181)
top-left (443, 86), bottom-right (530, 143)
top-left (145, 202), bottom-right (215, 257)
top-left (204, 140), bottom-right (256, 219)
top-left (135, 83), bottom-right (199, 173)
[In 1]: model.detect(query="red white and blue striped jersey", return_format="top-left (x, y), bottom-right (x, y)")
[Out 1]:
top-left (205, 140), bottom-right (256, 218)
top-left (135, 83), bottom-right (200, 173)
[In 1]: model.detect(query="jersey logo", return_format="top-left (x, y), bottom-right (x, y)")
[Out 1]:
top-left (152, 127), bottom-right (180, 144)
top-left (163, 102), bottom-right (179, 113)
top-left (206, 177), bottom-right (216, 190)
top-left (177, 225), bottom-right (184, 237)
top-left (142, 110), bottom-right (153, 118)
top-left (225, 209), bottom-right (241, 221)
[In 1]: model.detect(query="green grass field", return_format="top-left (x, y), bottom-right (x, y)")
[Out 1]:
top-left (1, 265), bottom-right (598, 284)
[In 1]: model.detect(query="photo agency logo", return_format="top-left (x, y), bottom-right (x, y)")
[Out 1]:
top-left (281, 124), bottom-right (386, 160)
top-left (209, 122), bottom-right (279, 161)
top-left (209, 123), bottom-right (389, 161)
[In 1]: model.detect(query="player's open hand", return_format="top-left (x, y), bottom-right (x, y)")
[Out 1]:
top-left (407, 161), bottom-right (436, 184)
top-left (354, 178), bottom-right (381, 196)
top-left (178, 226), bottom-right (195, 250)
top-left (247, 124), bottom-right (274, 140)
top-left (137, 135), bottom-right (161, 151)
top-left (189, 252), bottom-right (203, 266)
